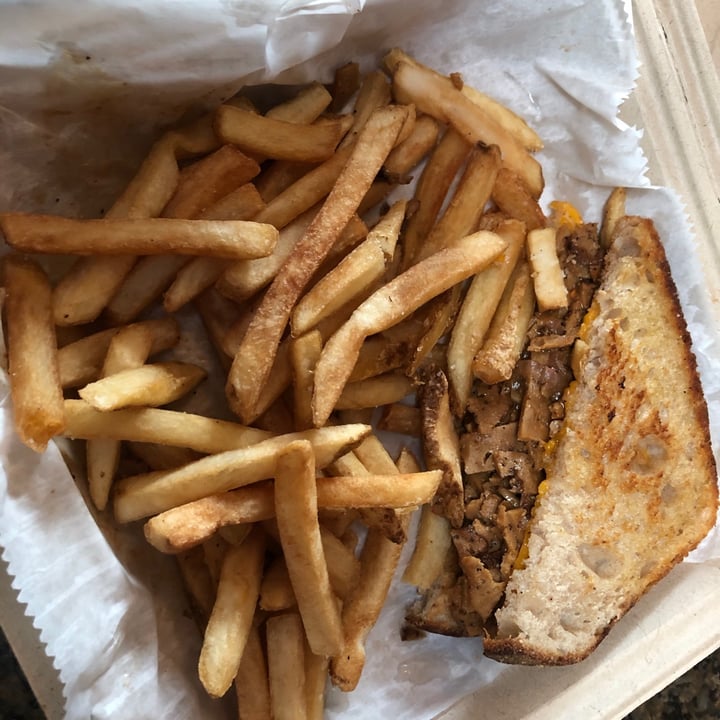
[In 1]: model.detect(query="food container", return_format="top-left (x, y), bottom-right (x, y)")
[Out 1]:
top-left (1, 1), bottom-right (719, 718)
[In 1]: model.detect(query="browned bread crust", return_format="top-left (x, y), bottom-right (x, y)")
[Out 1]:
top-left (483, 216), bottom-right (718, 664)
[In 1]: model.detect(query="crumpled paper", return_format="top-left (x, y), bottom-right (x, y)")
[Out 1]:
top-left (1, 0), bottom-right (719, 718)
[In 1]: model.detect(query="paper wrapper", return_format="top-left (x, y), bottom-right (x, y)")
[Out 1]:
top-left (1, 0), bottom-right (719, 718)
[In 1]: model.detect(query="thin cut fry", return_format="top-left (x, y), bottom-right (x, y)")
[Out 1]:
top-left (58, 316), bottom-right (179, 388)
top-left (78, 362), bottom-right (207, 411)
top-left (115, 423), bottom-right (371, 522)
top-left (0, 215), bottom-right (278, 259)
top-left (235, 622), bottom-right (272, 720)
top-left (274, 440), bottom-right (343, 656)
top-left (338, 70), bottom-right (392, 148)
top-left (87, 324), bottom-right (154, 510)
top-left (162, 145), bottom-right (260, 220)
top-left (389, 57), bottom-right (544, 197)
top-left (329, 61), bottom-right (361, 113)
top-left (491, 166), bottom-right (546, 231)
top-left (290, 330), bottom-right (323, 431)
top-left (447, 218), bottom-right (525, 411)
top-left (63, 400), bottom-right (272, 453)
top-left (265, 82), bottom-right (332, 123)
top-left (329, 525), bottom-right (406, 691)
top-left (198, 526), bottom-right (265, 698)
top-left (472, 261), bottom-right (536, 384)
top-left (335, 373), bottom-right (415, 410)
top-left (383, 114), bottom-right (440, 180)
top-left (305, 646), bottom-right (329, 720)
top-left (2, 255), bottom-right (64, 451)
top-left (400, 127), bottom-right (471, 269)
top-left (266, 613), bottom-right (307, 720)
top-left (214, 105), bottom-right (346, 163)
top-left (416, 143), bottom-right (501, 261)
top-left (402, 505), bottom-right (452, 590)
top-left (292, 200), bottom-right (406, 336)
top-left (259, 555), bottom-right (296, 611)
top-left (312, 230), bottom-right (507, 426)
top-left (226, 105), bottom-right (409, 424)
top-left (144, 470), bottom-right (442, 554)
top-left (527, 226), bottom-right (568, 311)
top-left (601, 186), bottom-right (627, 248)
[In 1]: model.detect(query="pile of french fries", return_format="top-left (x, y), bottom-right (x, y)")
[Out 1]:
top-left (0, 48), bottom-right (578, 717)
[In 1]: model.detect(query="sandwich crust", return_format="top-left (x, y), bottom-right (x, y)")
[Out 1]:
top-left (483, 216), bottom-right (718, 664)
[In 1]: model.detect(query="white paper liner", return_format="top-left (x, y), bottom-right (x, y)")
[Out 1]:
top-left (0, 0), bottom-right (719, 718)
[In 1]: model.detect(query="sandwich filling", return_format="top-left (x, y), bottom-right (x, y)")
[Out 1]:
top-left (406, 221), bottom-right (606, 637)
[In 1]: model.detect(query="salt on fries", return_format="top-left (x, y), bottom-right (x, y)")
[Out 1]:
top-left (0, 45), bottom-right (584, 718)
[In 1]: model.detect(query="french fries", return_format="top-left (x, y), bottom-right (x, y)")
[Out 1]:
top-left (2, 256), bottom-right (64, 451)
top-left (0, 214), bottom-right (278, 260)
top-left (1, 47), bottom-right (592, 714)
top-left (227, 105), bottom-right (409, 423)
top-left (312, 231), bottom-right (507, 426)
top-left (274, 441), bottom-right (343, 656)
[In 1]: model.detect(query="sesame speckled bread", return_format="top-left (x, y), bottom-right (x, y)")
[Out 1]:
top-left (483, 215), bottom-right (718, 665)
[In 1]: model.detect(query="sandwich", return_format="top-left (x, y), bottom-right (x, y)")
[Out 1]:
top-left (405, 190), bottom-right (718, 664)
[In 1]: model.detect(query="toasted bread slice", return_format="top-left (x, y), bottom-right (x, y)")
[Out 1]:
top-left (483, 216), bottom-right (718, 664)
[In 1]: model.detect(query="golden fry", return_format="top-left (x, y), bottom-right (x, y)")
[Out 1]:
top-left (226, 105), bottom-right (409, 424)
top-left (2, 255), bottom-right (64, 451)
top-left (312, 231), bottom-right (507, 426)
top-left (198, 526), bottom-right (265, 698)
top-left (266, 613), bottom-right (307, 720)
top-left (274, 440), bottom-right (343, 656)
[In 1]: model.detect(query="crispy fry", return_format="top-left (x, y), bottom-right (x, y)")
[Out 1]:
top-left (201, 182), bottom-right (266, 221)
top-left (259, 555), bottom-right (296, 612)
top-left (338, 70), bottom-right (392, 148)
top-left (144, 470), bottom-right (442, 554)
top-left (2, 255), bottom-right (64, 451)
top-left (266, 613), bottom-right (307, 720)
top-left (162, 145), bottom-right (261, 220)
top-left (1, 214), bottom-right (278, 259)
top-left (255, 160), bottom-right (317, 204)
top-left (64, 400), bottom-right (271, 452)
top-left (265, 82), bottom-right (332, 123)
top-left (215, 105), bottom-right (346, 163)
top-left (290, 330), bottom-right (323, 431)
top-left (383, 114), bottom-right (440, 180)
top-left (115, 424), bottom-right (371, 522)
top-left (402, 505), bottom-right (452, 590)
top-left (163, 186), bottom-right (266, 313)
top-left (329, 61), bottom-right (361, 113)
top-left (348, 335), bottom-right (416, 382)
top-left (312, 231), bottom-right (507, 426)
top-left (218, 207), bottom-right (317, 302)
top-left (305, 646), bottom-right (329, 720)
top-left (527, 226), bottom-right (568, 311)
top-left (199, 526), bottom-right (265, 698)
top-left (320, 525), bottom-right (360, 599)
top-left (274, 440), bottom-right (343, 656)
top-left (335, 373), bottom-right (414, 410)
top-left (400, 127), bottom-right (472, 269)
top-left (177, 547), bottom-right (215, 625)
top-left (51, 135), bottom-right (179, 325)
top-left (292, 200), bottom-right (406, 336)
top-left (235, 621), bottom-right (272, 720)
top-left (377, 402), bottom-right (422, 436)
top-left (87, 324), bottom-right (154, 510)
top-left (388, 57), bottom-right (544, 197)
top-left (601, 186), bottom-right (627, 248)
top-left (447, 218), bottom-right (525, 410)
top-left (128, 442), bottom-right (202, 471)
top-left (491, 166), bottom-right (546, 231)
top-left (329, 525), bottom-right (406, 691)
top-left (417, 143), bottom-right (501, 261)
top-left (384, 48), bottom-right (543, 152)
top-left (194, 289), bottom-right (242, 366)
top-left (78, 362), bottom-right (206, 412)
top-left (226, 105), bottom-right (409, 424)
top-left (472, 261), bottom-right (536, 383)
